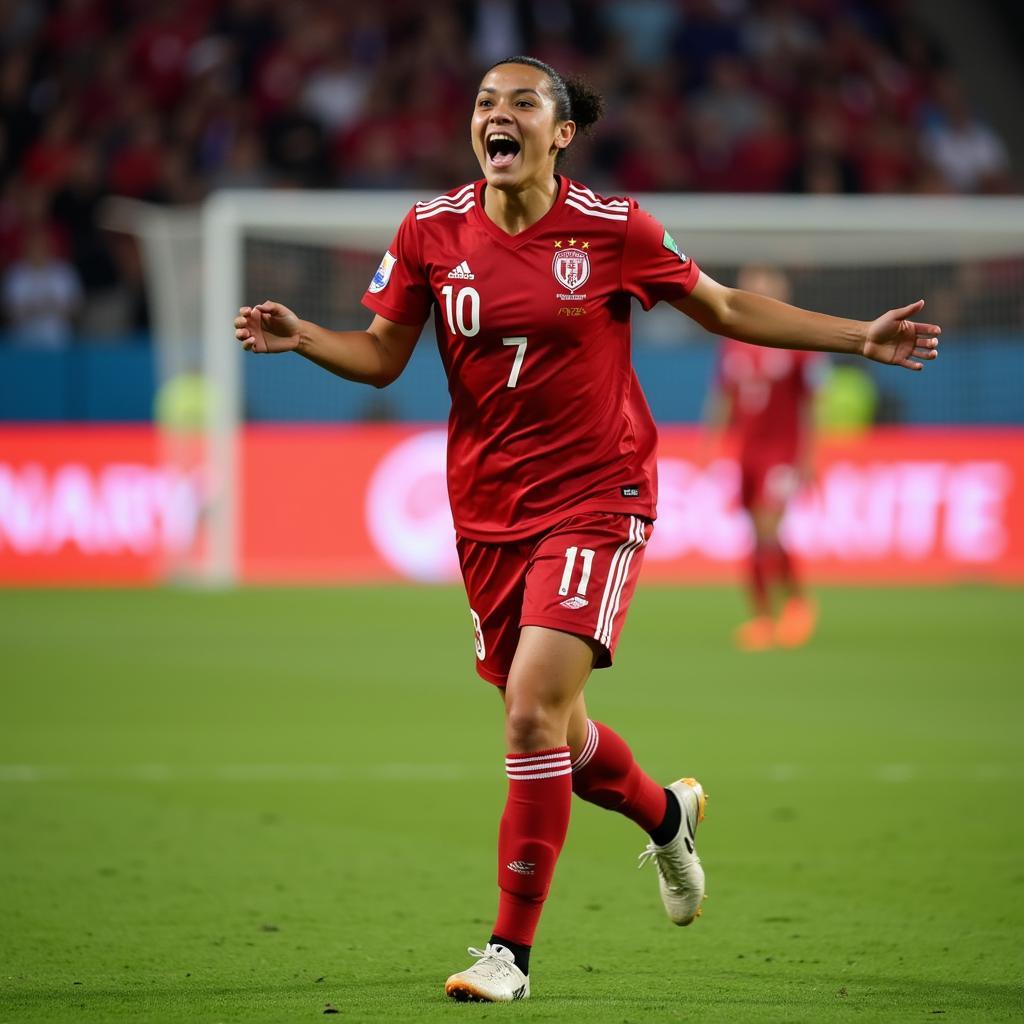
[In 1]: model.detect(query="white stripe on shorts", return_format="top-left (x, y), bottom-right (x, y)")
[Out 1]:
top-left (594, 516), bottom-right (646, 648)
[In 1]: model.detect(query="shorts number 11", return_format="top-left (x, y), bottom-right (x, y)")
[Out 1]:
top-left (559, 546), bottom-right (595, 597)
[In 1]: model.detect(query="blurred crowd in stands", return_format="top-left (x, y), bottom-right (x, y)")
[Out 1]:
top-left (0, 0), bottom-right (1017, 346)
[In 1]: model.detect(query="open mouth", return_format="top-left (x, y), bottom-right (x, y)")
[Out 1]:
top-left (486, 133), bottom-right (521, 168)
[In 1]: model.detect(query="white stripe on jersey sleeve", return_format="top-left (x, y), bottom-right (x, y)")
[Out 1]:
top-left (416, 199), bottom-right (475, 220)
top-left (567, 185), bottom-right (629, 209)
top-left (416, 183), bottom-right (475, 211)
top-left (565, 197), bottom-right (628, 221)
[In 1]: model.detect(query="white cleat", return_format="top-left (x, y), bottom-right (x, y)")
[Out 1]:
top-left (444, 943), bottom-right (530, 1002)
top-left (638, 777), bottom-right (708, 926)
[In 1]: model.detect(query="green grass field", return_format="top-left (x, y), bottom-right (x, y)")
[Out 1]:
top-left (2, 585), bottom-right (1022, 1023)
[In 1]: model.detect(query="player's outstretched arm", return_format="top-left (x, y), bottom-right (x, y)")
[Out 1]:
top-left (234, 303), bottom-right (423, 387)
top-left (672, 275), bottom-right (940, 371)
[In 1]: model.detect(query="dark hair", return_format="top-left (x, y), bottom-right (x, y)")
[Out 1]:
top-left (485, 55), bottom-right (604, 163)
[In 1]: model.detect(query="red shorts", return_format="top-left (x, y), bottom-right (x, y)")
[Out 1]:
top-left (456, 511), bottom-right (652, 687)
top-left (740, 459), bottom-right (800, 512)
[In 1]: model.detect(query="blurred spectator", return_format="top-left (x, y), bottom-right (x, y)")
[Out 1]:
top-left (77, 41), bottom-right (131, 135)
top-left (302, 52), bottom-right (371, 135)
top-left (600, 0), bottom-right (682, 66)
top-left (41, 0), bottom-right (109, 58)
top-left (0, 0), bottom-right (1015, 344)
top-left (0, 50), bottom-right (35, 171)
top-left (789, 109), bottom-right (860, 194)
top-left (731, 101), bottom-right (797, 192)
top-left (741, 0), bottom-right (819, 65)
top-left (19, 101), bottom-right (81, 190)
top-left (209, 129), bottom-right (274, 191)
top-left (108, 111), bottom-right (167, 199)
top-left (126, 0), bottom-right (203, 112)
top-left (920, 75), bottom-right (1012, 193)
top-left (855, 113), bottom-right (916, 194)
top-left (266, 99), bottom-right (332, 188)
top-left (2, 226), bottom-right (83, 348)
top-left (51, 146), bottom-right (127, 332)
top-left (466, 0), bottom-right (528, 67)
top-left (672, 0), bottom-right (743, 88)
top-left (691, 55), bottom-right (767, 151)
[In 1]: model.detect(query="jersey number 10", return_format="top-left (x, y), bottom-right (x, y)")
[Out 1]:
top-left (442, 284), bottom-right (528, 389)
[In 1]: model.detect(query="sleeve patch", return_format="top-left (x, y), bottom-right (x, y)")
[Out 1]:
top-left (662, 230), bottom-right (687, 261)
top-left (369, 250), bottom-right (397, 293)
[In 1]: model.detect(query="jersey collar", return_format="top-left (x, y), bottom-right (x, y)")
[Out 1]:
top-left (472, 175), bottom-right (570, 250)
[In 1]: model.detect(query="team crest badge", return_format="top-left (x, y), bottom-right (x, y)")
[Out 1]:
top-left (552, 246), bottom-right (590, 293)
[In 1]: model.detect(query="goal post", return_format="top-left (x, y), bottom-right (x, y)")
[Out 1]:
top-left (180, 191), bottom-right (1024, 585)
top-left (200, 191), bottom-right (430, 585)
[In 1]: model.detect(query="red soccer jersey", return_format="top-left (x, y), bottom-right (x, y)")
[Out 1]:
top-left (362, 175), bottom-right (700, 541)
top-left (717, 338), bottom-right (822, 464)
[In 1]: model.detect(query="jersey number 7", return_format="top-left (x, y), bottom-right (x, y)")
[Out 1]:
top-left (442, 284), bottom-right (528, 389)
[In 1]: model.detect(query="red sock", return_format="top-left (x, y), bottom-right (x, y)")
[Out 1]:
top-left (492, 747), bottom-right (572, 947)
top-left (773, 542), bottom-right (801, 596)
top-left (571, 721), bottom-right (668, 834)
top-left (749, 544), bottom-right (771, 616)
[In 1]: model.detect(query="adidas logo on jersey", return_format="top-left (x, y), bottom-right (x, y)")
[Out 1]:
top-left (560, 596), bottom-right (589, 610)
top-left (447, 261), bottom-right (475, 280)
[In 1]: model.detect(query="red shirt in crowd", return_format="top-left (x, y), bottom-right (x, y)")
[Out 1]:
top-left (363, 175), bottom-right (700, 541)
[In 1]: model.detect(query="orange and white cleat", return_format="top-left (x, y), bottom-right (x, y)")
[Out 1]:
top-left (638, 778), bottom-right (708, 926)
top-left (734, 615), bottom-right (774, 652)
top-left (775, 597), bottom-right (818, 648)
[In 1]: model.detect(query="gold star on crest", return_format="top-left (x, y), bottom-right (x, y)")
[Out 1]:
top-left (568, 237), bottom-right (577, 246)
top-left (554, 240), bottom-right (562, 248)
top-left (582, 241), bottom-right (590, 250)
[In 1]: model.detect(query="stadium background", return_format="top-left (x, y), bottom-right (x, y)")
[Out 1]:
top-left (1, 3), bottom-right (1023, 1022)
top-left (1, 0), bottom-right (1023, 585)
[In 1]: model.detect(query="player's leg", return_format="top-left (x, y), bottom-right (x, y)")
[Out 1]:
top-left (568, 695), bottom-right (707, 926)
top-left (447, 513), bottom-right (706, 1001)
top-left (758, 466), bottom-right (817, 648)
top-left (445, 625), bottom-right (595, 1002)
top-left (448, 532), bottom-right (599, 1001)
top-left (520, 512), bottom-right (705, 928)
top-left (752, 503), bottom-right (785, 591)
top-left (568, 695), bottom-right (672, 835)
top-left (735, 462), bottom-right (775, 650)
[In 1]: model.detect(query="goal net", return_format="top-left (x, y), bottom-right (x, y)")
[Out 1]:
top-left (135, 191), bottom-right (1024, 584)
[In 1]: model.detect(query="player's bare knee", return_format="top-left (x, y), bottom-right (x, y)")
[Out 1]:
top-left (504, 702), bottom-right (566, 752)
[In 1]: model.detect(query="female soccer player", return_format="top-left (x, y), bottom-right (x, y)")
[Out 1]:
top-left (234, 56), bottom-right (940, 1002)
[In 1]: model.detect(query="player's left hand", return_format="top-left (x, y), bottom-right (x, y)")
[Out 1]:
top-left (863, 300), bottom-right (940, 371)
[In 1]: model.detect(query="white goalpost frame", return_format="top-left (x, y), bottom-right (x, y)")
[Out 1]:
top-left (200, 191), bottom-right (1024, 586)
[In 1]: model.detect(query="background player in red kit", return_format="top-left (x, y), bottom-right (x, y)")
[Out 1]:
top-left (234, 57), bottom-right (940, 1002)
top-left (709, 266), bottom-right (823, 651)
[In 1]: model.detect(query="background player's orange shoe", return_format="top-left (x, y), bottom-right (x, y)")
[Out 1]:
top-left (775, 597), bottom-right (818, 648)
top-left (733, 616), bottom-right (774, 651)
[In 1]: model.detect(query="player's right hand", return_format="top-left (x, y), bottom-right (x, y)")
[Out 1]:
top-left (235, 300), bottom-right (302, 353)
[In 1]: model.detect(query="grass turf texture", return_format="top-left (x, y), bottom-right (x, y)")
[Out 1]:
top-left (1, 585), bottom-right (1022, 1024)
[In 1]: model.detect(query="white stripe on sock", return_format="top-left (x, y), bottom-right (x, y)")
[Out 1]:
top-left (505, 757), bottom-right (577, 770)
top-left (505, 751), bottom-right (571, 767)
top-left (506, 767), bottom-right (573, 780)
top-left (572, 719), bottom-right (599, 774)
top-left (506, 749), bottom-right (572, 780)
